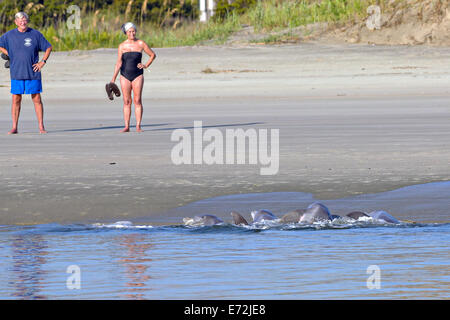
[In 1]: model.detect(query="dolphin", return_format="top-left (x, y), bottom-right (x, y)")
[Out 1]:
top-left (230, 211), bottom-right (249, 225)
top-left (251, 209), bottom-right (278, 223)
top-left (183, 214), bottom-right (224, 226)
top-left (231, 210), bottom-right (277, 225)
top-left (368, 211), bottom-right (400, 224)
top-left (198, 214), bottom-right (224, 225)
top-left (346, 211), bottom-right (370, 220)
top-left (280, 209), bottom-right (305, 223)
top-left (299, 202), bottom-right (332, 223)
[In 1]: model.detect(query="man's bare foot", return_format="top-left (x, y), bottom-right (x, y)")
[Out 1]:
top-left (121, 127), bottom-right (130, 133)
top-left (136, 127), bottom-right (144, 132)
top-left (8, 128), bottom-right (18, 135)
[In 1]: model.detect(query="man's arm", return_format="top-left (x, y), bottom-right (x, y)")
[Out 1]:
top-left (42, 45), bottom-right (52, 62)
top-left (0, 47), bottom-right (8, 56)
top-left (0, 33), bottom-right (8, 56)
top-left (33, 46), bottom-right (52, 72)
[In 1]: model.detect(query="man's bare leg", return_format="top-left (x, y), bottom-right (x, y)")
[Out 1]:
top-left (9, 94), bottom-right (21, 134)
top-left (31, 93), bottom-right (47, 133)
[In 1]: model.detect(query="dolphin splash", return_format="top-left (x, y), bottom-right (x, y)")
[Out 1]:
top-left (183, 202), bottom-right (405, 226)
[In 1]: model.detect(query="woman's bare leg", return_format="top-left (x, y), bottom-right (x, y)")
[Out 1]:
top-left (120, 76), bottom-right (132, 132)
top-left (131, 75), bottom-right (144, 132)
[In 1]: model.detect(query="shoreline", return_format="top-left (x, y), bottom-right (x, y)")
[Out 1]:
top-left (0, 43), bottom-right (449, 225)
top-left (162, 181), bottom-right (450, 225)
top-left (3, 181), bottom-right (450, 226)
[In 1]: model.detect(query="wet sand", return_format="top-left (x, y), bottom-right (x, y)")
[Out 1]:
top-left (0, 43), bottom-right (449, 225)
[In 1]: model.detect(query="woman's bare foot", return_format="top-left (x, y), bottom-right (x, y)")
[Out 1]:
top-left (39, 126), bottom-right (47, 134)
top-left (8, 128), bottom-right (18, 135)
top-left (121, 127), bottom-right (130, 133)
top-left (136, 126), bottom-right (144, 132)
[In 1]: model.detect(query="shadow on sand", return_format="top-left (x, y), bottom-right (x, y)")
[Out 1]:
top-left (49, 122), bottom-right (265, 133)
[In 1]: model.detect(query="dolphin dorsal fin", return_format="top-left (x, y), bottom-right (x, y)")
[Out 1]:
top-left (231, 211), bottom-right (249, 225)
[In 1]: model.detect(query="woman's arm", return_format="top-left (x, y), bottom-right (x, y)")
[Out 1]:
top-left (111, 45), bottom-right (123, 82)
top-left (138, 41), bottom-right (156, 69)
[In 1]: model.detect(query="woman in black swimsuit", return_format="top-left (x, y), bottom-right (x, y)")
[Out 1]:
top-left (111, 22), bottom-right (156, 132)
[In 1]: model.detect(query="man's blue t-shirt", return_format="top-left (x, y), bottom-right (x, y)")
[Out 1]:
top-left (0, 28), bottom-right (51, 80)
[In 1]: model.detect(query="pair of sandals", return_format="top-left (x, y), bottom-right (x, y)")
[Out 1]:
top-left (105, 82), bottom-right (121, 100)
top-left (1, 53), bottom-right (9, 68)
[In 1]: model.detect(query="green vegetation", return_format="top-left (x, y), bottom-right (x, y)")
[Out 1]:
top-left (244, 0), bottom-right (364, 31)
top-left (40, 11), bottom-right (240, 50)
top-left (0, 0), bottom-right (402, 51)
top-left (241, 0), bottom-right (398, 32)
top-left (0, 1), bottom-right (198, 32)
top-left (0, 0), bottom-right (240, 50)
top-left (214, 0), bottom-right (257, 19)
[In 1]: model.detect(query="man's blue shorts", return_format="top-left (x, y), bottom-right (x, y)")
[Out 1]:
top-left (10, 79), bottom-right (42, 95)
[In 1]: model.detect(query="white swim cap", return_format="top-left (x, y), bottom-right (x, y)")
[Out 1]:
top-left (121, 22), bottom-right (137, 34)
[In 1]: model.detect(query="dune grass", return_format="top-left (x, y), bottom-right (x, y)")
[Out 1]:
top-left (242, 0), bottom-right (391, 32)
top-left (41, 12), bottom-right (241, 50)
top-left (37, 0), bottom-right (396, 50)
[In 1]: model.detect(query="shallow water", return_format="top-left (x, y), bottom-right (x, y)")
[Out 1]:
top-left (0, 218), bottom-right (449, 299)
top-left (1, 182), bottom-right (449, 299)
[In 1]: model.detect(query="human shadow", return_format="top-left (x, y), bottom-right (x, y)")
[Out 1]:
top-left (50, 123), bottom-right (172, 133)
top-left (49, 122), bottom-right (265, 133)
top-left (148, 122), bottom-right (265, 131)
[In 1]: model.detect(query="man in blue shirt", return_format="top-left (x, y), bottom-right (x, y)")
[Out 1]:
top-left (0, 12), bottom-right (52, 134)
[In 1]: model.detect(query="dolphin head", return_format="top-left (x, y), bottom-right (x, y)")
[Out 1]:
top-left (251, 209), bottom-right (277, 223)
top-left (300, 202), bottom-right (332, 223)
top-left (368, 211), bottom-right (400, 224)
top-left (307, 202), bottom-right (331, 215)
top-left (200, 214), bottom-right (224, 226)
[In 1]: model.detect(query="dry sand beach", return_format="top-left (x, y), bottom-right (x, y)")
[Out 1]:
top-left (0, 43), bottom-right (449, 225)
